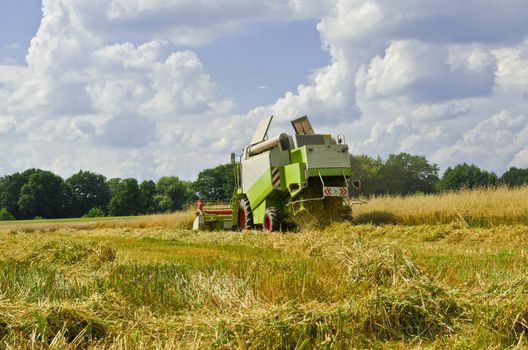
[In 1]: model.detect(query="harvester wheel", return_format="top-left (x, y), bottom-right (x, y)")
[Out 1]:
top-left (263, 208), bottom-right (280, 233)
top-left (238, 197), bottom-right (253, 230)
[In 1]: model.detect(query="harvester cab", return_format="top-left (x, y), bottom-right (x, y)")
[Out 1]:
top-left (193, 115), bottom-right (360, 232)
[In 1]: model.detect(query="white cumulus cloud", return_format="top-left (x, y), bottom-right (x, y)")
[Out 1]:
top-left (1, 0), bottom-right (528, 180)
top-left (247, 0), bottom-right (528, 174)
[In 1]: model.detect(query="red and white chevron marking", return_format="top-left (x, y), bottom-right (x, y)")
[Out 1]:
top-left (271, 167), bottom-right (280, 189)
top-left (323, 186), bottom-right (349, 197)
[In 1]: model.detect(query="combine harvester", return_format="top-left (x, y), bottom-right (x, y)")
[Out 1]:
top-left (193, 115), bottom-right (360, 232)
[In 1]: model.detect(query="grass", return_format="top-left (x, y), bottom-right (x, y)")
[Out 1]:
top-left (0, 210), bottom-right (195, 231)
top-left (0, 187), bottom-right (528, 348)
top-left (0, 215), bottom-right (139, 225)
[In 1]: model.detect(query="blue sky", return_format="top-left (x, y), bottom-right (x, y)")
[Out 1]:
top-left (0, 1), bottom-right (528, 180)
top-left (0, 0), bottom-right (41, 64)
top-left (194, 19), bottom-right (329, 112)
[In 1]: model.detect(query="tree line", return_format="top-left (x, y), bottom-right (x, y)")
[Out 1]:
top-left (350, 153), bottom-right (528, 196)
top-left (0, 164), bottom-right (234, 220)
top-left (1, 153), bottom-right (527, 221)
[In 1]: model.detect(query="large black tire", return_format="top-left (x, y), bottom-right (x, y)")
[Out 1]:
top-left (238, 197), bottom-right (253, 230)
top-left (263, 207), bottom-right (280, 233)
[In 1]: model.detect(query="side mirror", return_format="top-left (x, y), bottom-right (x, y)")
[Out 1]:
top-left (230, 152), bottom-right (236, 164)
top-left (351, 179), bottom-right (361, 190)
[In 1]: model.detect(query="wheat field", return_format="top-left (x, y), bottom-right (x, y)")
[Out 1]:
top-left (352, 185), bottom-right (528, 226)
top-left (0, 187), bottom-right (527, 348)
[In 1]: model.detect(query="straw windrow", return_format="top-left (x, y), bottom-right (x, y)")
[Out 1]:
top-left (0, 188), bottom-right (528, 348)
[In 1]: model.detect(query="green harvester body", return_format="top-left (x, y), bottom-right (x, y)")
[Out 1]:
top-left (192, 116), bottom-right (359, 232)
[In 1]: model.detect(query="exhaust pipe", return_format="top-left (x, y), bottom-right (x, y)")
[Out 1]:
top-left (247, 133), bottom-right (289, 157)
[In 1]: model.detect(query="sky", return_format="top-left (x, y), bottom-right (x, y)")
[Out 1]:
top-left (0, 0), bottom-right (527, 181)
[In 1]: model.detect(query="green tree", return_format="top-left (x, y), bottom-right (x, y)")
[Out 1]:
top-left (156, 176), bottom-right (188, 210)
top-left (0, 174), bottom-right (24, 219)
top-left (181, 181), bottom-right (197, 208)
top-left (107, 178), bottom-right (121, 197)
top-left (193, 164), bottom-right (235, 201)
top-left (0, 208), bottom-right (15, 221)
top-left (66, 170), bottom-right (110, 217)
top-left (349, 153), bottom-right (439, 196)
top-left (376, 153), bottom-right (439, 195)
top-left (153, 195), bottom-right (174, 212)
top-left (0, 169), bottom-right (40, 219)
top-left (140, 180), bottom-right (157, 213)
top-left (500, 167), bottom-right (528, 187)
top-left (108, 178), bottom-right (142, 216)
top-left (438, 163), bottom-right (497, 191)
top-left (349, 155), bottom-right (383, 196)
top-left (18, 170), bottom-right (68, 218)
top-left (82, 207), bottom-right (106, 218)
